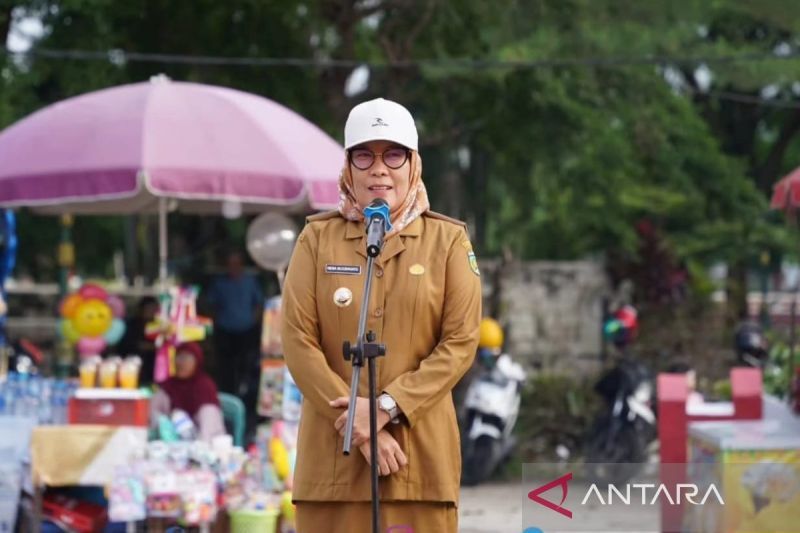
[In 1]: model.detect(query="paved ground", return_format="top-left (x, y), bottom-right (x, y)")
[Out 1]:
top-left (459, 482), bottom-right (522, 533)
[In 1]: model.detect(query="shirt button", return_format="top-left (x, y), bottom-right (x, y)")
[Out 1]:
top-left (374, 307), bottom-right (384, 317)
top-left (376, 268), bottom-right (384, 278)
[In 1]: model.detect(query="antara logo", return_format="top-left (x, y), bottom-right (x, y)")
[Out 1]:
top-left (528, 472), bottom-right (573, 518)
top-left (581, 483), bottom-right (725, 506)
top-left (527, 472), bottom-right (725, 518)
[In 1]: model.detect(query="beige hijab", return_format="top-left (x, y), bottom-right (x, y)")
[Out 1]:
top-left (337, 150), bottom-right (430, 237)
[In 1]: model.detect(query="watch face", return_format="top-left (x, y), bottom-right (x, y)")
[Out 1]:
top-left (380, 396), bottom-right (395, 409)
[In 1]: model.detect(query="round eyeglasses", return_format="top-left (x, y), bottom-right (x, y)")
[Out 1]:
top-left (348, 147), bottom-right (410, 170)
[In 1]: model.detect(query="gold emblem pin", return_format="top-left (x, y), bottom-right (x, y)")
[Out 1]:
top-left (333, 287), bottom-right (353, 307)
top-left (409, 264), bottom-right (425, 276)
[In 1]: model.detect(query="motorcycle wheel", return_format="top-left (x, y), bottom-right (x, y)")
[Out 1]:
top-left (584, 425), bottom-right (646, 484)
top-left (462, 435), bottom-right (498, 486)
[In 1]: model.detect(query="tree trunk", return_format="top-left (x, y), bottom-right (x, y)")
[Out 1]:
top-left (440, 168), bottom-right (462, 219)
top-left (1, 5), bottom-right (12, 48)
top-left (471, 146), bottom-right (489, 251)
top-left (727, 260), bottom-right (749, 325)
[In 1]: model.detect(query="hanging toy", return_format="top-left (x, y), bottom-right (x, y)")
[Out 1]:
top-left (145, 286), bottom-right (212, 383)
top-left (57, 282), bottom-right (126, 358)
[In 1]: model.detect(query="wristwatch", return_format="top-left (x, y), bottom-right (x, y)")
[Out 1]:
top-left (378, 393), bottom-right (400, 422)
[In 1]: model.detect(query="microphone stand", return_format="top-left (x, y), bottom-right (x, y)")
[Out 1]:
top-left (342, 217), bottom-right (386, 533)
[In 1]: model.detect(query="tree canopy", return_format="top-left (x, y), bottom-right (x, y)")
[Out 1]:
top-left (2, 0), bottom-right (799, 292)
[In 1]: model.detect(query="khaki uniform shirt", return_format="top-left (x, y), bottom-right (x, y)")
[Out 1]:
top-left (281, 210), bottom-right (482, 504)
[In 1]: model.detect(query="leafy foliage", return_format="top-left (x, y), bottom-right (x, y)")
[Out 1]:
top-left (1, 0), bottom-right (799, 287)
top-left (515, 372), bottom-right (599, 462)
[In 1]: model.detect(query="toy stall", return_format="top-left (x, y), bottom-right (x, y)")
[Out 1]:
top-left (0, 282), bottom-right (299, 532)
top-left (0, 79), bottom-right (336, 532)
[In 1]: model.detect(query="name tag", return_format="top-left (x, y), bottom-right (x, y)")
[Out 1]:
top-left (325, 264), bottom-right (361, 275)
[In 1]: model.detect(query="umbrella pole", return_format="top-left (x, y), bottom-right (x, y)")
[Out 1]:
top-left (158, 197), bottom-right (168, 290)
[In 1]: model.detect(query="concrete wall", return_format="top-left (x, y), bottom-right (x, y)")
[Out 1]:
top-left (481, 260), bottom-right (610, 375)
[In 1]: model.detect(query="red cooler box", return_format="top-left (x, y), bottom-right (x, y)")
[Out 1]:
top-left (68, 388), bottom-right (150, 427)
top-left (43, 494), bottom-right (108, 533)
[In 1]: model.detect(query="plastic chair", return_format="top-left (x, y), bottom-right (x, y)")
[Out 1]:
top-left (218, 392), bottom-right (246, 447)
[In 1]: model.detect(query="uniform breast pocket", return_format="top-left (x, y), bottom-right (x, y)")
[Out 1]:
top-left (408, 266), bottom-right (444, 350)
top-left (383, 261), bottom-right (439, 370)
top-left (317, 269), bottom-right (362, 343)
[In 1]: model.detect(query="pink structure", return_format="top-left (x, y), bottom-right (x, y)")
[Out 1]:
top-left (657, 367), bottom-right (762, 532)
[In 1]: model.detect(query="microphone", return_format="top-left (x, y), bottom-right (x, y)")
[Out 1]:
top-left (363, 199), bottom-right (392, 258)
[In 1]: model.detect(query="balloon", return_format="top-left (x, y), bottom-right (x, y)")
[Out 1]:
top-left (106, 295), bottom-right (126, 318)
top-left (104, 318), bottom-right (126, 345)
top-left (59, 319), bottom-right (82, 344)
top-left (246, 213), bottom-right (298, 271)
top-left (73, 299), bottom-right (113, 337)
top-left (616, 305), bottom-right (638, 329)
top-left (59, 293), bottom-right (83, 319)
top-left (79, 283), bottom-right (108, 301)
top-left (77, 336), bottom-right (106, 356)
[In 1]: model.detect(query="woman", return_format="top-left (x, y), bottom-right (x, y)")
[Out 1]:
top-left (282, 98), bottom-right (482, 532)
top-left (151, 342), bottom-right (226, 442)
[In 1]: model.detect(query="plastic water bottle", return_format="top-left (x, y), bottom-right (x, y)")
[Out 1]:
top-left (2, 380), bottom-right (12, 416)
top-left (8, 373), bottom-right (21, 416)
top-left (25, 376), bottom-right (40, 420)
top-left (38, 378), bottom-right (53, 425)
top-left (51, 381), bottom-right (68, 425)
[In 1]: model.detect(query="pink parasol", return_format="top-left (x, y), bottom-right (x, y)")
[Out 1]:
top-left (0, 76), bottom-right (344, 281)
top-left (771, 166), bottom-right (800, 401)
top-left (771, 167), bottom-right (800, 210)
top-left (0, 75), bottom-right (341, 214)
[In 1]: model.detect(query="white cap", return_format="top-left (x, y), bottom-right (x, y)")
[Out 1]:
top-left (344, 98), bottom-right (418, 151)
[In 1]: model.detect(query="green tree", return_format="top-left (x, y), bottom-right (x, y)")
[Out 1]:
top-left (1, 0), bottom-right (798, 304)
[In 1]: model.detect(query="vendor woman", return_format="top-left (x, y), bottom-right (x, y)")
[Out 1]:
top-left (151, 342), bottom-right (226, 441)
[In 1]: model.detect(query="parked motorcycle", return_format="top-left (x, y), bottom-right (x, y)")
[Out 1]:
top-left (584, 356), bottom-right (656, 484)
top-left (734, 319), bottom-right (769, 368)
top-left (461, 318), bottom-right (526, 486)
top-left (585, 305), bottom-right (655, 484)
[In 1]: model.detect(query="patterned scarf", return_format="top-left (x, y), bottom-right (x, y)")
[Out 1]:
top-left (337, 151), bottom-right (430, 237)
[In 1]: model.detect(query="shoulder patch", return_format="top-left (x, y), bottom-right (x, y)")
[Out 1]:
top-left (468, 251), bottom-right (480, 276)
top-left (305, 210), bottom-right (342, 225)
top-left (423, 210), bottom-right (468, 230)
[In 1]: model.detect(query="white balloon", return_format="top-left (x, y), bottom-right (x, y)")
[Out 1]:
top-left (246, 213), bottom-right (298, 271)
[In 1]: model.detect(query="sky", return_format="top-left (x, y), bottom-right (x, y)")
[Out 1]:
top-left (6, 13), bottom-right (43, 53)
